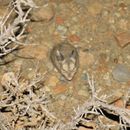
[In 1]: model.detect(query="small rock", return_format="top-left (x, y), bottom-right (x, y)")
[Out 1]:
top-left (55, 16), bottom-right (64, 25)
top-left (112, 64), bottom-right (130, 82)
top-left (19, 45), bottom-right (49, 60)
top-left (80, 52), bottom-right (95, 67)
top-left (81, 71), bottom-right (88, 80)
top-left (56, 25), bottom-right (67, 35)
top-left (118, 19), bottom-right (128, 31)
top-left (107, 91), bottom-right (123, 104)
top-left (103, 73), bottom-right (111, 86)
top-left (52, 83), bottom-right (67, 94)
top-left (68, 34), bottom-right (80, 42)
top-left (60, 95), bottom-right (67, 100)
top-left (114, 32), bottom-right (130, 47)
top-left (31, 4), bottom-right (55, 21)
top-left (114, 99), bottom-right (124, 108)
top-left (78, 89), bottom-right (88, 97)
top-left (48, 75), bottom-right (59, 87)
top-left (88, 2), bottom-right (103, 16)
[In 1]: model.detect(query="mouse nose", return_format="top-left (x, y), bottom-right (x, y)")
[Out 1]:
top-left (62, 62), bottom-right (75, 72)
top-left (64, 71), bottom-right (74, 81)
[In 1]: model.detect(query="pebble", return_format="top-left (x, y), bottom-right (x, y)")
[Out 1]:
top-left (31, 4), bottom-right (55, 22)
top-left (80, 52), bottom-right (95, 67)
top-left (78, 89), bottom-right (88, 97)
top-left (103, 73), bottom-right (111, 86)
top-left (60, 95), bottom-right (67, 100)
top-left (118, 19), bottom-right (128, 31)
top-left (68, 34), bottom-right (80, 42)
top-left (48, 75), bottom-right (59, 87)
top-left (52, 83), bottom-right (67, 94)
top-left (56, 25), bottom-right (68, 35)
top-left (112, 64), bottom-right (130, 82)
top-left (55, 16), bottom-right (64, 25)
top-left (114, 32), bottom-right (130, 47)
top-left (107, 91), bottom-right (123, 104)
top-left (19, 45), bottom-right (49, 60)
top-left (81, 71), bottom-right (88, 81)
top-left (114, 99), bottom-right (124, 108)
top-left (87, 2), bottom-right (103, 16)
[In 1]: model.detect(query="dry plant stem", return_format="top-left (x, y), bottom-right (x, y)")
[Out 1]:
top-left (53, 74), bottom-right (130, 130)
top-left (0, 71), bottom-right (56, 130)
top-left (0, 0), bottom-right (37, 57)
top-left (0, 73), bottom-right (130, 130)
top-left (71, 74), bottom-right (130, 129)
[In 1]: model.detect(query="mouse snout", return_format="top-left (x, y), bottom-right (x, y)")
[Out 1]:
top-left (62, 60), bottom-right (75, 72)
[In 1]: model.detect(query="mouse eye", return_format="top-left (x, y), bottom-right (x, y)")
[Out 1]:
top-left (56, 50), bottom-right (64, 61)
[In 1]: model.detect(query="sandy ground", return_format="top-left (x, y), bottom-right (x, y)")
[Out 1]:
top-left (0, 0), bottom-right (130, 130)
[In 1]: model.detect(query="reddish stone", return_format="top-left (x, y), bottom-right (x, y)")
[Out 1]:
top-left (68, 34), bottom-right (80, 42)
top-left (114, 99), bottom-right (124, 108)
top-left (53, 84), bottom-right (67, 94)
top-left (55, 16), bottom-right (64, 25)
top-left (114, 32), bottom-right (130, 47)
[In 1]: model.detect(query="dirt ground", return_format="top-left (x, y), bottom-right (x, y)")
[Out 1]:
top-left (0, 0), bottom-right (130, 130)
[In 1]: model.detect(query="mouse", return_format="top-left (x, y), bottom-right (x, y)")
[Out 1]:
top-left (50, 42), bottom-right (79, 81)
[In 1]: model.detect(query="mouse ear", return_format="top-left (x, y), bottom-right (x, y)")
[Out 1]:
top-left (56, 50), bottom-right (64, 61)
top-left (70, 50), bottom-right (75, 56)
top-left (70, 49), bottom-right (78, 58)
